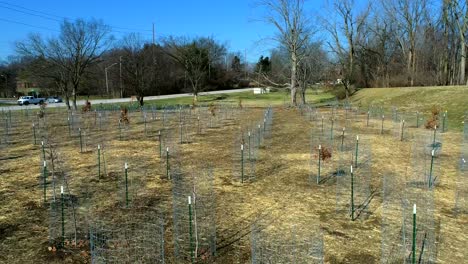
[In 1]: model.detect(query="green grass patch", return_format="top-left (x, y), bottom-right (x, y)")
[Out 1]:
top-left (350, 86), bottom-right (468, 130)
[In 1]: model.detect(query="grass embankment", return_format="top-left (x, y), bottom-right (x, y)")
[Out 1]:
top-left (139, 89), bottom-right (335, 108)
top-left (350, 86), bottom-right (468, 130)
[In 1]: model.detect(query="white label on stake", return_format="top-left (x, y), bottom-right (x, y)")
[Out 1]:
top-left (188, 196), bottom-right (191, 204)
top-left (43, 161), bottom-right (46, 167)
top-left (350, 165), bottom-right (353, 173)
top-left (431, 149), bottom-right (435, 156)
top-left (413, 204), bottom-right (416, 214)
top-left (166, 147), bottom-right (169, 152)
top-left (125, 163), bottom-right (128, 169)
top-left (241, 144), bottom-right (244, 150)
top-left (61, 186), bottom-right (64, 194)
top-left (356, 135), bottom-right (359, 141)
top-left (98, 144), bottom-right (100, 150)
top-left (318, 144), bottom-right (321, 150)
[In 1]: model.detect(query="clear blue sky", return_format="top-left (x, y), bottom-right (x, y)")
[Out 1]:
top-left (0, 0), bottom-right (327, 63)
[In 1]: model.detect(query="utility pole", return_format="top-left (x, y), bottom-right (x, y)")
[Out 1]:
top-left (119, 56), bottom-right (123, 98)
top-left (105, 63), bottom-right (118, 96)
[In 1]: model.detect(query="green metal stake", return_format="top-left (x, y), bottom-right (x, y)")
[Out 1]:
top-left (428, 149), bottom-right (435, 188)
top-left (32, 123), bottom-right (36, 145)
top-left (257, 124), bottom-right (261, 147)
top-left (351, 165), bottom-right (355, 221)
top-left (442, 111), bottom-right (447, 132)
top-left (43, 161), bottom-right (47, 203)
top-left (317, 145), bottom-right (321, 184)
top-left (248, 131), bottom-right (251, 161)
top-left (79, 128), bottom-right (83, 153)
top-left (98, 113), bottom-right (102, 131)
top-left (321, 116), bottom-right (324, 134)
top-left (354, 135), bottom-right (359, 168)
top-left (330, 119), bottom-right (334, 140)
top-left (416, 112), bottom-right (419, 128)
top-left (125, 163), bottom-right (129, 208)
top-left (67, 117), bottom-right (71, 136)
top-left (179, 122), bottom-right (183, 144)
top-left (241, 144), bottom-right (244, 183)
top-left (41, 141), bottom-right (46, 161)
top-left (144, 115), bottom-right (147, 136)
top-left (340, 128), bottom-right (345, 151)
top-left (412, 204), bottom-right (417, 264)
top-left (119, 120), bottom-right (122, 141)
top-left (400, 120), bottom-right (405, 141)
top-left (61, 186), bottom-right (65, 248)
top-left (97, 145), bottom-right (101, 179)
top-left (188, 196), bottom-right (195, 263)
top-left (366, 111), bottom-right (370, 127)
top-left (166, 147), bottom-right (170, 179)
top-left (381, 115), bottom-right (385, 134)
top-left (158, 130), bottom-right (162, 158)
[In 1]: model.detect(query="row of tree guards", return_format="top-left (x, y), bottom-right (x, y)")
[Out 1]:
top-left (304, 103), bottom-right (447, 263)
top-left (236, 107), bottom-right (273, 183)
top-left (32, 104), bottom-right (244, 261)
top-left (0, 101), bottom-right (462, 263)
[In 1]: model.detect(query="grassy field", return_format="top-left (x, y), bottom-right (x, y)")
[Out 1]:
top-left (112, 89), bottom-right (336, 108)
top-left (350, 86), bottom-right (468, 130)
top-left (0, 86), bottom-right (466, 263)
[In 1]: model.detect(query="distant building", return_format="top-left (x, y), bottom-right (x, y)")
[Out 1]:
top-left (16, 78), bottom-right (42, 96)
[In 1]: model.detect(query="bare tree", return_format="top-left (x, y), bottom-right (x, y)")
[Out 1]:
top-left (258, 0), bottom-right (315, 106)
top-left (120, 33), bottom-right (157, 107)
top-left (297, 41), bottom-right (327, 103)
top-left (382, 0), bottom-right (428, 86)
top-left (164, 37), bottom-right (224, 102)
top-left (449, 0), bottom-right (468, 85)
top-left (17, 19), bottom-right (112, 110)
top-left (325, 0), bottom-right (370, 99)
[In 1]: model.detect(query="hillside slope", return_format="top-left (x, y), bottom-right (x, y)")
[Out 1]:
top-left (350, 86), bottom-right (468, 130)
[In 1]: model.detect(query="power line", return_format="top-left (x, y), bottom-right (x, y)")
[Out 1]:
top-left (0, 4), bottom-right (62, 22)
top-left (0, 18), bottom-right (59, 32)
top-left (0, 0), bottom-right (153, 34)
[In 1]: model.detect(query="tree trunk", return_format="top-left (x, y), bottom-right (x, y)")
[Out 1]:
top-left (65, 95), bottom-right (71, 110)
top-left (300, 87), bottom-right (306, 105)
top-left (460, 41), bottom-right (466, 85)
top-left (408, 49), bottom-right (414, 86)
top-left (138, 96), bottom-right (144, 107)
top-left (291, 52), bottom-right (297, 106)
top-left (72, 86), bottom-right (78, 110)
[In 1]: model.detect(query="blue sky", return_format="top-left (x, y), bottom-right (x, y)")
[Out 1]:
top-left (0, 0), bottom-right (326, 63)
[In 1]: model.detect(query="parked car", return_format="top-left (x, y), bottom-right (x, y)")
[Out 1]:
top-left (17, 95), bottom-right (46, 105)
top-left (47, 96), bottom-right (63, 103)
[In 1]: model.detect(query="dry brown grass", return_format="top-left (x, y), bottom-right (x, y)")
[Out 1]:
top-left (0, 105), bottom-right (466, 263)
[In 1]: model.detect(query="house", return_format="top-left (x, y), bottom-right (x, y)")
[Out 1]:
top-left (16, 78), bottom-right (42, 96)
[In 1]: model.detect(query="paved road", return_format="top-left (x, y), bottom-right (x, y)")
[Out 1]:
top-left (0, 88), bottom-right (254, 111)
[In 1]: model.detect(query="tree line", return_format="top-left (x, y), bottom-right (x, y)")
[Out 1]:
top-left (0, 0), bottom-right (466, 107)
